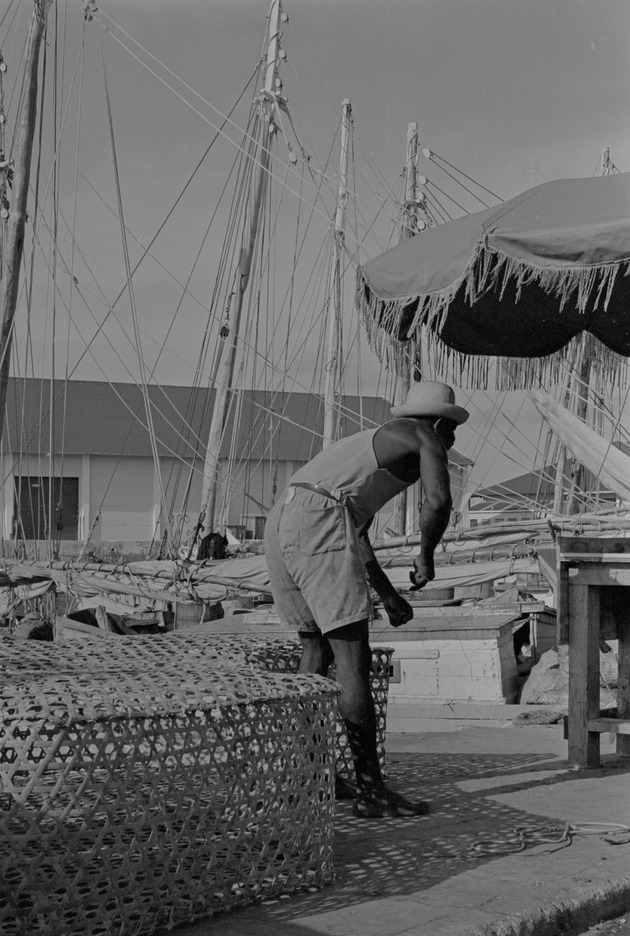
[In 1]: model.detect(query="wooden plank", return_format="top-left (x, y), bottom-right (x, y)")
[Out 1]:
top-left (396, 656), bottom-right (498, 678)
top-left (535, 548), bottom-right (557, 594)
top-left (371, 613), bottom-right (520, 642)
top-left (387, 701), bottom-right (567, 722)
top-left (409, 607), bottom-right (521, 618)
top-left (55, 616), bottom-right (117, 638)
top-left (381, 646), bottom-right (440, 660)
top-left (95, 605), bottom-right (114, 631)
top-left (557, 554), bottom-right (569, 644)
top-left (394, 653), bottom-right (515, 703)
top-left (558, 536), bottom-right (630, 556)
top-left (562, 553), bottom-right (630, 563)
top-left (564, 567), bottom-right (630, 587)
top-left (587, 718), bottom-right (630, 735)
top-left (568, 583), bottom-right (601, 768)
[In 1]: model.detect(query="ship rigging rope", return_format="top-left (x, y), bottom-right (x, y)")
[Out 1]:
top-left (156, 98), bottom-right (261, 537)
top-left (425, 178), bottom-right (479, 218)
top-left (96, 8), bottom-right (407, 255)
top-left (6, 372), bottom-right (612, 540)
top-left (57, 18), bottom-right (89, 552)
top-left (0, 11), bottom-right (209, 482)
top-left (4, 22), bottom-right (41, 550)
top-left (279, 160), bottom-right (311, 409)
top-left (3, 363), bottom-right (380, 518)
top-left (222, 177), bottom-right (284, 524)
top-left (267, 167), bottom-right (312, 507)
top-left (0, 35), bottom-right (270, 430)
top-left (54, 66), bottom-right (262, 396)
top-left (7, 6), bottom-right (625, 547)
top-left (204, 117), bottom-right (368, 493)
top-left (0, 1), bottom-right (20, 36)
top-left (98, 19), bottom-right (175, 555)
top-left (35, 11), bottom-right (512, 420)
top-left (473, 822), bottom-right (630, 856)
top-left (258, 140), bottom-right (337, 449)
top-left (96, 13), bottom-right (354, 235)
top-left (425, 149), bottom-right (503, 205)
top-left (49, 7), bottom-right (64, 559)
top-left (3, 66), bottom-right (264, 533)
top-left (7, 12), bottom-right (66, 556)
top-left (441, 375), bottom-right (622, 517)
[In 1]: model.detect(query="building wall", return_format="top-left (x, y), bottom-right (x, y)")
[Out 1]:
top-left (1, 451), bottom-right (472, 545)
top-left (221, 459), bottom-right (304, 539)
top-left (90, 456), bottom-right (156, 542)
top-left (159, 457), bottom-right (204, 546)
top-left (219, 460), bottom-right (469, 540)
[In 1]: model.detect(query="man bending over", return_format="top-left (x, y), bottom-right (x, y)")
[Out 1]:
top-left (264, 381), bottom-right (469, 818)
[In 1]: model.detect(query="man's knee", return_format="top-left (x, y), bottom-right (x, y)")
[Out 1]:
top-left (327, 620), bottom-right (372, 679)
top-left (299, 632), bottom-right (333, 675)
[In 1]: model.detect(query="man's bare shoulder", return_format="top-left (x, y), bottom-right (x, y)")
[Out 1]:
top-left (373, 417), bottom-right (445, 468)
top-left (378, 417), bottom-right (441, 447)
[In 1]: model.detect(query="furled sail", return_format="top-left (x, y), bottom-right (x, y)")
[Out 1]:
top-left (529, 388), bottom-right (630, 504)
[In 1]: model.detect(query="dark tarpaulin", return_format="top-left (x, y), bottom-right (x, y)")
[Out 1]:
top-left (356, 172), bottom-right (630, 387)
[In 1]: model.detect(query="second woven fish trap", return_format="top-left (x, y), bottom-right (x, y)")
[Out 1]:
top-left (241, 638), bottom-right (394, 781)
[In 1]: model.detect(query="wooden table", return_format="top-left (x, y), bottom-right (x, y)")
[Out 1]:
top-left (558, 536), bottom-right (630, 767)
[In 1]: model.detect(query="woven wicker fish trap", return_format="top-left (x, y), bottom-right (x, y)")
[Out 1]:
top-left (1, 633), bottom-right (393, 783)
top-left (0, 636), bottom-right (339, 936)
top-left (241, 639), bottom-right (394, 780)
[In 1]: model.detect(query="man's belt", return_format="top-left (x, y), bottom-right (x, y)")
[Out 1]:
top-left (290, 481), bottom-right (347, 506)
top-left (289, 482), bottom-right (359, 527)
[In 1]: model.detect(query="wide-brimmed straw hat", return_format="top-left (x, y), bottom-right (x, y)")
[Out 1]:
top-left (390, 381), bottom-right (469, 424)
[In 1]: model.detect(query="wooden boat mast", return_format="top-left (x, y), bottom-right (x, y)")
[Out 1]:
top-left (0, 1), bottom-right (52, 442)
top-left (322, 98), bottom-right (352, 449)
top-left (392, 121), bottom-right (419, 535)
top-left (199, 0), bottom-right (283, 538)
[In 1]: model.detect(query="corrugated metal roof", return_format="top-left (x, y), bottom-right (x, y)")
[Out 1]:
top-left (3, 378), bottom-right (472, 466)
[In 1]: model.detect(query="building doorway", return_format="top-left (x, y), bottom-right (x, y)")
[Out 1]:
top-left (14, 477), bottom-right (79, 540)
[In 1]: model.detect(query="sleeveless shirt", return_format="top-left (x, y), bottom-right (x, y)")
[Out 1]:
top-left (289, 425), bottom-right (409, 530)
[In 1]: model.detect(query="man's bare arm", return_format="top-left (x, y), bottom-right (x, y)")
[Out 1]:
top-left (357, 521), bottom-right (395, 598)
top-left (410, 433), bottom-right (452, 587)
top-left (358, 525), bottom-right (413, 628)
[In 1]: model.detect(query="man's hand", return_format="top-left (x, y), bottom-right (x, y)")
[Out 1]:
top-left (382, 591), bottom-right (414, 628)
top-left (409, 555), bottom-right (435, 591)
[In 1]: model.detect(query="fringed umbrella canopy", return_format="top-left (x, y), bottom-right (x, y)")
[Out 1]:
top-left (357, 173), bottom-right (630, 388)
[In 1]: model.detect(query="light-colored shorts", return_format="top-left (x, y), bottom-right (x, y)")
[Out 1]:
top-left (264, 486), bottom-right (373, 635)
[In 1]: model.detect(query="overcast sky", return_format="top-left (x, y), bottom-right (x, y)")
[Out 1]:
top-left (164, 0), bottom-right (630, 194)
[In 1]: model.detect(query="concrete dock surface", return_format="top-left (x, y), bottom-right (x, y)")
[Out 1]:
top-left (162, 723), bottom-right (630, 936)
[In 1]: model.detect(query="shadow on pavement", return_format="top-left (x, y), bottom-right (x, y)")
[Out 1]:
top-left (268, 752), bottom-right (565, 919)
top-left (167, 749), bottom-right (630, 934)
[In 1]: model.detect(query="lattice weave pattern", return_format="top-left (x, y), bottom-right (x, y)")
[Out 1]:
top-left (0, 636), bottom-right (338, 936)
top-left (1, 632), bottom-right (393, 781)
top-left (242, 638), bottom-right (393, 780)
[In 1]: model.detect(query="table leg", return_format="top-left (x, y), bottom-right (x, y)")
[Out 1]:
top-left (617, 616), bottom-right (630, 757)
top-left (568, 583), bottom-right (601, 768)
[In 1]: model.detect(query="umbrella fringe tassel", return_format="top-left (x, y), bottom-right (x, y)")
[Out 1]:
top-left (355, 245), bottom-right (630, 389)
top-left (426, 334), bottom-right (628, 391)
